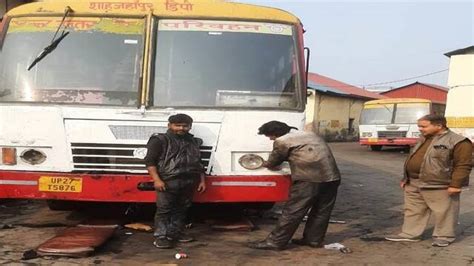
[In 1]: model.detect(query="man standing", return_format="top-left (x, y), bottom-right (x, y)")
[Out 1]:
top-left (145, 114), bottom-right (206, 249)
top-left (248, 121), bottom-right (341, 250)
top-left (386, 114), bottom-right (472, 247)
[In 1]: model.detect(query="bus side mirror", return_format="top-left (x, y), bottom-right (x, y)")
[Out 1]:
top-left (304, 47), bottom-right (310, 88)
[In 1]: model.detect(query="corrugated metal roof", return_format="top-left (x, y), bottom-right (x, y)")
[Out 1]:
top-left (307, 81), bottom-right (349, 95)
top-left (444, 46), bottom-right (474, 57)
top-left (381, 82), bottom-right (447, 104)
top-left (307, 73), bottom-right (384, 100)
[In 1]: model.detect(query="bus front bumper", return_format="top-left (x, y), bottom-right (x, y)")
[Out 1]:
top-left (0, 171), bottom-right (291, 203)
top-left (360, 138), bottom-right (418, 146)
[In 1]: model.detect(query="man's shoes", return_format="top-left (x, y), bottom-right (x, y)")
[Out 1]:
top-left (432, 238), bottom-right (451, 247)
top-left (153, 237), bottom-right (173, 249)
top-left (292, 238), bottom-right (323, 248)
top-left (168, 233), bottom-right (195, 243)
top-left (385, 234), bottom-right (421, 242)
top-left (248, 240), bottom-right (285, 250)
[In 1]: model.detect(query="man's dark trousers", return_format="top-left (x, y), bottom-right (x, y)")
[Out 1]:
top-left (154, 175), bottom-right (198, 239)
top-left (267, 180), bottom-right (340, 247)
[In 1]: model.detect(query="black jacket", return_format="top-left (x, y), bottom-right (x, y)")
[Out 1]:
top-left (145, 130), bottom-right (204, 180)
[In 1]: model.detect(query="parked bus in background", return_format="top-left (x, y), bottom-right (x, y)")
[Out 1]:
top-left (444, 46), bottom-right (474, 166)
top-left (0, 0), bottom-right (308, 209)
top-left (359, 98), bottom-right (437, 151)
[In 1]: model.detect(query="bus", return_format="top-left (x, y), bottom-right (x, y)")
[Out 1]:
top-left (359, 98), bottom-right (436, 151)
top-left (0, 0), bottom-right (308, 208)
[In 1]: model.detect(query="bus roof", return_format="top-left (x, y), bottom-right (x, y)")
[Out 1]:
top-left (7, 0), bottom-right (300, 24)
top-left (364, 98), bottom-right (432, 105)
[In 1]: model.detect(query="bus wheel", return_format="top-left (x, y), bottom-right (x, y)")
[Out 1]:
top-left (370, 145), bottom-right (383, 151)
top-left (46, 200), bottom-right (78, 211)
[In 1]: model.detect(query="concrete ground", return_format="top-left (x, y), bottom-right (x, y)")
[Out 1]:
top-left (1, 143), bottom-right (473, 265)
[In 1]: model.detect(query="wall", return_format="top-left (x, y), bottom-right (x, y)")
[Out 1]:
top-left (305, 90), bottom-right (365, 141)
top-left (445, 53), bottom-right (474, 141)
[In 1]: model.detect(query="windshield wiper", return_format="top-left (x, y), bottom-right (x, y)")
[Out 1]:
top-left (27, 6), bottom-right (73, 71)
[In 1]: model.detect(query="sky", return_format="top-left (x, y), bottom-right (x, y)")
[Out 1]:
top-left (237, 0), bottom-right (473, 90)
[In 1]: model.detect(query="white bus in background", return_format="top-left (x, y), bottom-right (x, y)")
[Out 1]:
top-left (359, 98), bottom-right (435, 151)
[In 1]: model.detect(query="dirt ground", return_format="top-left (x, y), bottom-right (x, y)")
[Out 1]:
top-left (1, 143), bottom-right (473, 265)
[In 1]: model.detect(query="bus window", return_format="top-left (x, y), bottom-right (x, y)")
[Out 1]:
top-left (360, 104), bottom-right (394, 125)
top-left (394, 103), bottom-right (431, 124)
top-left (0, 17), bottom-right (144, 106)
top-left (152, 19), bottom-right (301, 110)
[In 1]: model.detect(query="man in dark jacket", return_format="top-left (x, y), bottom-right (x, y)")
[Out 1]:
top-left (248, 121), bottom-right (341, 250)
top-left (145, 114), bottom-right (206, 249)
top-left (386, 114), bottom-right (472, 247)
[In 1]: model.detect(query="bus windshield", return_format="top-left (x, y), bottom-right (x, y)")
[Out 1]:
top-left (394, 103), bottom-right (430, 124)
top-left (361, 102), bottom-right (430, 125)
top-left (0, 17), bottom-right (144, 105)
top-left (360, 104), bottom-right (394, 125)
top-left (152, 20), bottom-right (302, 110)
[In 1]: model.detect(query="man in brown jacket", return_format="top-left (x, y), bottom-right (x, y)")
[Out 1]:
top-left (386, 114), bottom-right (472, 247)
top-left (248, 121), bottom-right (341, 250)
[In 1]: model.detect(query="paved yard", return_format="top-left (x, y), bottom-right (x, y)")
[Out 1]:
top-left (1, 143), bottom-right (473, 265)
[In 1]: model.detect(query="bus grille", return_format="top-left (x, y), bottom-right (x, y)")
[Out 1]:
top-left (377, 131), bottom-right (407, 138)
top-left (71, 143), bottom-right (212, 174)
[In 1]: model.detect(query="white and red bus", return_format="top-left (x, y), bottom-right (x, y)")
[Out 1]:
top-left (359, 98), bottom-right (438, 151)
top-left (0, 0), bottom-right (308, 208)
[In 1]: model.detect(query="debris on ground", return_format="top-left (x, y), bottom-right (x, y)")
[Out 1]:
top-left (207, 217), bottom-right (255, 231)
top-left (324, 243), bottom-right (352, 254)
top-left (359, 235), bottom-right (386, 242)
top-left (329, 220), bottom-right (347, 224)
top-left (302, 216), bottom-right (346, 224)
top-left (175, 252), bottom-right (188, 259)
top-left (21, 249), bottom-right (40, 260)
top-left (36, 224), bottom-right (118, 258)
top-left (0, 223), bottom-right (14, 229)
top-left (124, 223), bottom-right (153, 232)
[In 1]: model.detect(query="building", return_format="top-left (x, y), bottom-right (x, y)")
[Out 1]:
top-left (381, 81), bottom-right (448, 114)
top-left (305, 73), bottom-right (384, 141)
top-left (444, 45), bottom-right (474, 142)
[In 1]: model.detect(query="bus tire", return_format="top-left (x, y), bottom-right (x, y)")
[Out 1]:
top-left (46, 200), bottom-right (78, 211)
top-left (370, 145), bottom-right (383, 151)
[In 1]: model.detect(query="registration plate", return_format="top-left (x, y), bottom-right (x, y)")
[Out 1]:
top-left (38, 176), bottom-right (83, 193)
top-left (368, 138), bottom-right (378, 143)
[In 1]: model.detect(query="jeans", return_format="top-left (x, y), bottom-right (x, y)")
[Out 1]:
top-left (154, 176), bottom-right (198, 238)
top-left (267, 180), bottom-right (340, 247)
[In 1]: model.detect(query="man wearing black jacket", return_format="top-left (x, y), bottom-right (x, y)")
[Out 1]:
top-left (145, 114), bottom-right (206, 249)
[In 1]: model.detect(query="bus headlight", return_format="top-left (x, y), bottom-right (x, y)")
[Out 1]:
top-left (238, 154), bottom-right (264, 170)
top-left (412, 132), bottom-right (421, 138)
top-left (362, 132), bottom-right (373, 138)
top-left (1, 147), bottom-right (17, 165)
top-left (20, 149), bottom-right (47, 165)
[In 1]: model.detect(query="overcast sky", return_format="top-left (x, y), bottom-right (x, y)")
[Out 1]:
top-left (237, 0), bottom-right (473, 89)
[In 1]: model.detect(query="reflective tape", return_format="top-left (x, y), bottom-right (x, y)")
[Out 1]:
top-left (211, 181), bottom-right (276, 187)
top-left (0, 180), bottom-right (38, 185)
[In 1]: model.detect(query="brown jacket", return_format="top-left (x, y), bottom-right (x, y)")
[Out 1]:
top-left (267, 131), bottom-right (341, 183)
top-left (403, 130), bottom-right (472, 188)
